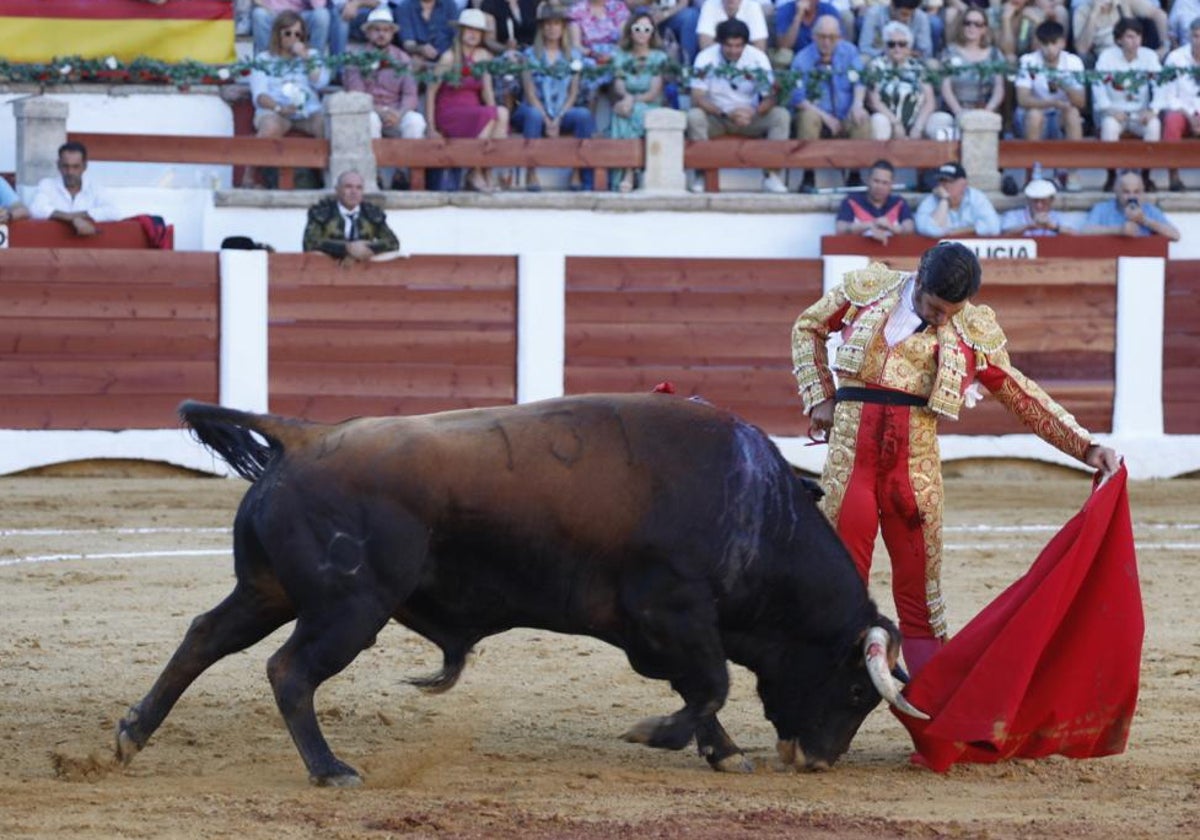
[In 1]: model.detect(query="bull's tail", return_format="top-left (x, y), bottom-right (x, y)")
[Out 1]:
top-left (179, 400), bottom-right (314, 482)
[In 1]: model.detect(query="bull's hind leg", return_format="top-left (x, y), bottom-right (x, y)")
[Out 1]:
top-left (117, 580), bottom-right (294, 764)
top-left (266, 603), bottom-right (391, 787)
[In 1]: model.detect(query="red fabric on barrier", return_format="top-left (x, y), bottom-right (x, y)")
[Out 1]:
top-left (893, 465), bottom-right (1142, 771)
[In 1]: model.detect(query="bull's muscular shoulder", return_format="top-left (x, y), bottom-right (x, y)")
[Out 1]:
top-left (842, 262), bottom-right (907, 307)
top-left (952, 302), bottom-right (1008, 354)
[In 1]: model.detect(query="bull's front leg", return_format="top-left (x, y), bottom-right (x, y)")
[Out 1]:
top-left (694, 715), bottom-right (754, 773)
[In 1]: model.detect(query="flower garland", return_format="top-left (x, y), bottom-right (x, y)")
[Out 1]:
top-left (2, 53), bottom-right (1198, 101)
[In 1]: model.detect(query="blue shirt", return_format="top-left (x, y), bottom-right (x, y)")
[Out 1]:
top-left (915, 187), bottom-right (1001, 237)
top-left (523, 46), bottom-right (585, 119)
top-left (789, 40), bottom-right (863, 117)
top-left (774, 2), bottom-right (841, 52)
top-left (1084, 199), bottom-right (1172, 236)
top-left (0, 177), bottom-right (20, 209)
top-left (397, 0), bottom-right (458, 55)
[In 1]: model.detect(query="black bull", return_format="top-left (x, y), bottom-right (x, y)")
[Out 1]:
top-left (117, 394), bottom-right (924, 786)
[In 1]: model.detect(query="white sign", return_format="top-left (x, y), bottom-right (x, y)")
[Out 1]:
top-left (0, 223), bottom-right (8, 249)
top-left (943, 238), bottom-right (1037, 260)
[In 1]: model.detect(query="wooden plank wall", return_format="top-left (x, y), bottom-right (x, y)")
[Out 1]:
top-left (267, 254), bottom-right (518, 421)
top-left (0, 250), bottom-right (220, 429)
top-left (564, 258), bottom-right (823, 436)
top-left (867, 257), bottom-right (1116, 435)
top-left (1164, 260), bottom-right (1200, 435)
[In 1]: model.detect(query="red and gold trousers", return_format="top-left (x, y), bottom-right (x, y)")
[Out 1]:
top-left (820, 399), bottom-right (947, 641)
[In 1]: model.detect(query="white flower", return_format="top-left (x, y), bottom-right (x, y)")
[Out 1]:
top-left (59, 64), bottom-right (72, 76)
top-left (104, 56), bottom-right (119, 71)
top-left (217, 67), bottom-right (231, 80)
top-left (569, 59), bottom-right (583, 73)
top-left (370, 60), bottom-right (381, 72)
top-left (847, 69), bottom-right (860, 83)
top-left (280, 80), bottom-right (307, 107)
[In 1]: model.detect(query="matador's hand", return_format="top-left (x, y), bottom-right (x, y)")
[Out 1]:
top-left (808, 399), bottom-right (835, 441)
top-left (1084, 444), bottom-right (1120, 478)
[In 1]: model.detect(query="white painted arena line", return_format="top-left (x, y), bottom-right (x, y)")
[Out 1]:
top-left (0, 526), bottom-right (230, 537)
top-left (0, 549), bottom-right (231, 568)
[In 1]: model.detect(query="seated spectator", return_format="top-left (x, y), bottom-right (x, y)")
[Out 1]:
top-left (514, 3), bottom-right (596, 192)
top-left (330, 0), bottom-right (391, 56)
top-left (1161, 15), bottom-right (1200, 192)
top-left (914, 161), bottom-right (1001, 237)
top-left (251, 1), bottom-right (333, 55)
top-left (341, 5), bottom-right (427, 189)
top-left (772, 0), bottom-right (843, 70)
top-left (1093, 17), bottom-right (1164, 190)
top-left (0, 176), bottom-right (30, 224)
top-left (790, 14), bottom-right (871, 192)
top-left (835, 159), bottom-right (915, 243)
top-left (1083, 169), bottom-right (1181, 239)
top-left (859, 0), bottom-right (934, 61)
top-left (398, 0), bottom-right (459, 69)
top-left (247, 10), bottom-right (330, 188)
top-left (1074, 0), bottom-right (1168, 66)
top-left (567, 0), bottom-right (631, 102)
top-left (609, 10), bottom-right (670, 193)
top-left (687, 18), bottom-right (790, 194)
top-left (303, 169), bottom-right (401, 261)
top-left (939, 4), bottom-right (1005, 131)
top-left (426, 7), bottom-right (510, 193)
top-left (1000, 177), bottom-right (1074, 235)
top-left (1169, 0), bottom-right (1200, 49)
top-left (1014, 20), bottom-right (1085, 190)
top-left (998, 0), bottom-right (1067, 62)
top-left (29, 141), bottom-right (121, 236)
top-left (650, 0), bottom-right (702, 66)
top-left (696, 0), bottom-right (770, 52)
top-left (865, 21), bottom-right (955, 139)
top-left (481, 0), bottom-right (541, 53)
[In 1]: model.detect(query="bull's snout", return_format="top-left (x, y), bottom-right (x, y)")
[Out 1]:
top-left (776, 739), bottom-right (834, 772)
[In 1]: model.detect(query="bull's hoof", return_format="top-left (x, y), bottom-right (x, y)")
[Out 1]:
top-left (709, 752), bottom-right (754, 774)
top-left (775, 739), bottom-right (829, 772)
top-left (620, 716), bottom-right (663, 745)
top-left (620, 716), bottom-right (691, 751)
top-left (115, 718), bottom-right (141, 765)
top-left (310, 772), bottom-right (363, 788)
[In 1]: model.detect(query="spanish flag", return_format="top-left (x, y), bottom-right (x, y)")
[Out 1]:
top-left (0, 1), bottom-right (234, 64)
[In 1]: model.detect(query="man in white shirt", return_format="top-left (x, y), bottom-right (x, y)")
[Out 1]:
top-left (687, 18), bottom-right (791, 193)
top-left (1014, 20), bottom-right (1086, 190)
top-left (1161, 16), bottom-right (1200, 191)
top-left (29, 141), bottom-right (121, 236)
top-left (1092, 17), bottom-right (1164, 142)
top-left (696, 0), bottom-right (770, 52)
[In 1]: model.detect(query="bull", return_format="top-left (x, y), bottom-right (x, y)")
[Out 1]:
top-left (116, 394), bottom-right (926, 787)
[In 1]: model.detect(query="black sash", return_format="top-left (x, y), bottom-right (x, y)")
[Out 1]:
top-left (835, 386), bottom-right (927, 407)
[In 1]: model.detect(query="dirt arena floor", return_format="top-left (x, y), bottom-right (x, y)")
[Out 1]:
top-left (2, 464), bottom-right (1198, 839)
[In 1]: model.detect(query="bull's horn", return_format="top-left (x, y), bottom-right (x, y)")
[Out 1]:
top-left (864, 627), bottom-right (930, 721)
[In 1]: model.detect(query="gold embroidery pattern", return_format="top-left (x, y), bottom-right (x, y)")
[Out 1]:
top-left (833, 299), bottom-right (893, 378)
top-left (988, 360), bottom-right (1094, 461)
top-left (819, 400), bottom-right (864, 527)
top-left (843, 263), bottom-right (907, 306)
top-left (927, 327), bottom-right (969, 419)
top-left (907, 413), bottom-right (947, 639)
top-left (791, 287), bottom-right (849, 412)
top-left (954, 303), bottom-right (1008, 356)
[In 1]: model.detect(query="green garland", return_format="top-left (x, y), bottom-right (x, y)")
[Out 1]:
top-left (2, 53), bottom-right (1198, 103)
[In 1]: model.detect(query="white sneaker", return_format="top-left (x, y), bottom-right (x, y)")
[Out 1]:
top-left (688, 174), bottom-right (705, 194)
top-left (762, 173), bottom-right (788, 194)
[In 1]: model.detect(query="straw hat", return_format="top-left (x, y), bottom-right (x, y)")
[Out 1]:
top-left (455, 8), bottom-right (490, 31)
top-left (364, 6), bottom-right (397, 29)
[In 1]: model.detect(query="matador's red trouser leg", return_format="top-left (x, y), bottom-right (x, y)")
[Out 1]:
top-left (820, 401), bottom-right (947, 671)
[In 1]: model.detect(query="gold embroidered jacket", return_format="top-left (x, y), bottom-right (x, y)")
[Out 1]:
top-left (302, 198), bottom-right (400, 259)
top-left (791, 262), bottom-right (1094, 461)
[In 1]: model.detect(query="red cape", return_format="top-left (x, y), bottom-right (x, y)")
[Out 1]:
top-left (894, 465), bottom-right (1143, 771)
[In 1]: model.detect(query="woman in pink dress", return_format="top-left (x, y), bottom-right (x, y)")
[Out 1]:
top-left (426, 7), bottom-right (510, 192)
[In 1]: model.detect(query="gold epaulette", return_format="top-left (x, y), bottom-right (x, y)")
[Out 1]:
top-left (952, 303), bottom-right (1008, 356)
top-left (842, 262), bottom-right (908, 307)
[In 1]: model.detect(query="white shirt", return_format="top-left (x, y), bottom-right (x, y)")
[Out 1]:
top-left (1016, 49), bottom-right (1086, 104)
top-left (1162, 44), bottom-right (1200, 114)
top-left (28, 174), bottom-right (121, 222)
top-left (695, 0), bottom-right (769, 43)
top-left (1092, 46), bottom-right (1165, 115)
top-left (690, 42), bottom-right (775, 113)
top-left (883, 275), bottom-right (924, 347)
top-left (338, 202), bottom-right (360, 239)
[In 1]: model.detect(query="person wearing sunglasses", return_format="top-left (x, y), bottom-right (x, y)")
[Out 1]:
top-left (858, 0), bottom-right (934, 61)
top-left (938, 8), bottom-right (1005, 136)
top-left (865, 21), bottom-right (954, 140)
top-left (771, 0), bottom-right (842, 71)
top-left (250, 0), bottom-right (333, 56)
top-left (609, 11), bottom-right (671, 192)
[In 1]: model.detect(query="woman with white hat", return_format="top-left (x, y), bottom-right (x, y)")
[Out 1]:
top-left (426, 7), bottom-right (511, 193)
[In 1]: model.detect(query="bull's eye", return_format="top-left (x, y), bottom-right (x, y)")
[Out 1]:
top-left (850, 683), bottom-right (867, 703)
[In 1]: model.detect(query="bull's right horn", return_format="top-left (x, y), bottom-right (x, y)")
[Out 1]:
top-left (864, 627), bottom-right (930, 721)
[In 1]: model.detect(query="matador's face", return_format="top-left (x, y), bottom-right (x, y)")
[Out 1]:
top-left (912, 284), bottom-right (967, 328)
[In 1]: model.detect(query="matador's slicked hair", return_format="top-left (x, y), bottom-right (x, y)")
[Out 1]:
top-left (917, 241), bottom-right (981, 303)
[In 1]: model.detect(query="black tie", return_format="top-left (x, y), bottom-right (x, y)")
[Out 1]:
top-left (347, 212), bottom-right (359, 241)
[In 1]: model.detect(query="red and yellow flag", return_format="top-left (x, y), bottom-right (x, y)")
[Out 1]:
top-left (0, 1), bottom-right (234, 64)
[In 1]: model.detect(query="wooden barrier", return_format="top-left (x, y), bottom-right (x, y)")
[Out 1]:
top-left (564, 257), bottom-right (825, 436)
top-left (1164, 259), bottom-right (1200, 435)
top-left (0, 249), bottom-right (220, 429)
top-left (266, 253), bottom-right (518, 420)
top-left (684, 139), bottom-right (960, 192)
top-left (373, 138), bottom-right (642, 191)
top-left (998, 139), bottom-right (1200, 171)
top-left (4, 219), bottom-right (169, 250)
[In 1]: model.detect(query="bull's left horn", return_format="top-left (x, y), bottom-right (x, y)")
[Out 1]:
top-left (864, 627), bottom-right (930, 721)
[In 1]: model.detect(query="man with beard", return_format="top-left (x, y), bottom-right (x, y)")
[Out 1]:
top-left (29, 141), bottom-right (121, 237)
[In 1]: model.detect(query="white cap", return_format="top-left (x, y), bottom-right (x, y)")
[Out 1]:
top-left (365, 5), bottom-right (397, 27)
top-left (1024, 178), bottom-right (1057, 199)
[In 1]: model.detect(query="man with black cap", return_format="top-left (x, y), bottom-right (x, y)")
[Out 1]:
top-left (791, 241), bottom-right (1121, 678)
top-left (914, 161), bottom-right (1001, 238)
top-left (1000, 177), bottom-right (1074, 236)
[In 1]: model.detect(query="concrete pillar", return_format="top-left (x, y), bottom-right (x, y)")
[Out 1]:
top-left (641, 108), bottom-right (687, 193)
top-left (14, 97), bottom-right (68, 189)
top-left (958, 109), bottom-right (1002, 192)
top-left (516, 252), bottom-right (566, 403)
top-left (324, 91), bottom-right (376, 189)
